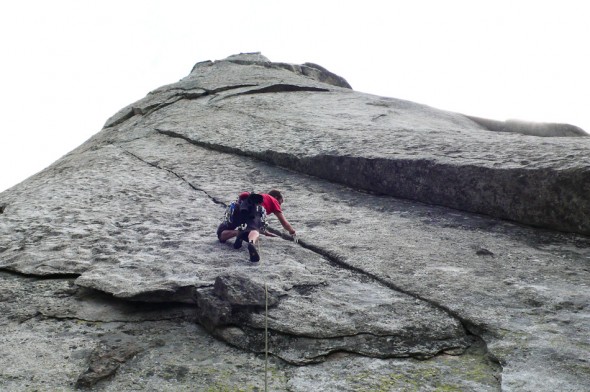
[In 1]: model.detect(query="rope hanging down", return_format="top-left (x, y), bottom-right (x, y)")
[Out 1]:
top-left (265, 281), bottom-right (269, 392)
top-left (260, 239), bottom-right (269, 392)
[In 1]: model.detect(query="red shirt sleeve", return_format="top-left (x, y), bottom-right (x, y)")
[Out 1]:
top-left (262, 194), bottom-right (281, 214)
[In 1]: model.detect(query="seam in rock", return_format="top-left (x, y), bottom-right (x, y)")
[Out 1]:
top-left (265, 225), bottom-right (486, 334)
top-left (104, 84), bottom-right (259, 129)
top-left (286, 233), bottom-right (502, 370)
top-left (39, 313), bottom-right (188, 324)
top-left (118, 136), bottom-right (502, 376)
top-left (118, 147), bottom-right (226, 207)
top-left (264, 227), bottom-right (504, 377)
top-left (151, 130), bottom-right (497, 332)
top-left (17, 312), bottom-right (42, 324)
top-left (101, 140), bottom-right (495, 338)
top-left (154, 127), bottom-right (590, 238)
top-left (296, 235), bottom-right (490, 335)
top-left (0, 267), bottom-right (81, 280)
top-left (156, 129), bottom-right (260, 160)
top-left (138, 84), bottom-right (263, 117)
top-left (105, 109), bottom-right (137, 129)
top-left (148, 83), bottom-right (326, 112)
top-left (213, 84), bottom-right (330, 103)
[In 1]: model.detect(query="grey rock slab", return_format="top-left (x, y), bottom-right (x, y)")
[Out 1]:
top-left (113, 56), bottom-right (590, 235)
top-left (154, 94), bottom-right (590, 234)
top-left (213, 273), bottom-right (280, 307)
top-left (0, 144), bottom-right (221, 284)
top-left (0, 272), bottom-right (495, 391)
top-left (102, 53), bottom-right (342, 132)
top-left (0, 132), bottom-right (471, 365)
top-left (0, 272), bottom-right (194, 324)
top-left (0, 317), bottom-right (288, 391)
top-left (1, 54), bottom-right (589, 390)
top-left (198, 267), bottom-right (471, 364)
top-left (117, 130), bottom-right (588, 390)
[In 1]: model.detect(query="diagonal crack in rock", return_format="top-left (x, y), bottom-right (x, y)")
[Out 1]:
top-left (117, 141), bottom-right (500, 371)
top-left (104, 82), bottom-right (327, 129)
top-left (119, 146), bottom-right (226, 207)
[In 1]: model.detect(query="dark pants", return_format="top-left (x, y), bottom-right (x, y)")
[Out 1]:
top-left (217, 221), bottom-right (237, 243)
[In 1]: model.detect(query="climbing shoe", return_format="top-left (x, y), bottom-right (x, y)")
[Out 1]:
top-left (247, 241), bottom-right (260, 263)
top-left (233, 230), bottom-right (246, 249)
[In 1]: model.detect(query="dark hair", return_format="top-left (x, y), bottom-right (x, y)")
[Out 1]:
top-left (268, 189), bottom-right (283, 202)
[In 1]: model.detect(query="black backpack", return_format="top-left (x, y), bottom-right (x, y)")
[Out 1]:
top-left (224, 193), bottom-right (267, 231)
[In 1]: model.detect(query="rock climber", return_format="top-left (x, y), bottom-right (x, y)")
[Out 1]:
top-left (217, 189), bottom-right (296, 262)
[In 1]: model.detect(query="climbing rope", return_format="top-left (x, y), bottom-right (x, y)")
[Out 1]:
top-left (257, 237), bottom-right (269, 392)
top-left (258, 232), bottom-right (300, 391)
top-left (264, 281), bottom-right (269, 392)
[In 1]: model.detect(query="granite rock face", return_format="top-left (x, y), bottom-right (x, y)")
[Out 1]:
top-left (0, 52), bottom-right (589, 391)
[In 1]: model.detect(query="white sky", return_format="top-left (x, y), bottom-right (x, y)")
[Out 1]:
top-left (1, 0), bottom-right (589, 193)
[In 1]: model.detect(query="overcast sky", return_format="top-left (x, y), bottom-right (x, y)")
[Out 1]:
top-left (1, 0), bottom-right (589, 192)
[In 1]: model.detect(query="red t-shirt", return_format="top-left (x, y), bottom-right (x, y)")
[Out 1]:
top-left (238, 192), bottom-right (281, 215)
top-left (260, 193), bottom-right (281, 215)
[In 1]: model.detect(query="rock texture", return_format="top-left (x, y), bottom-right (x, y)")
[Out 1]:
top-left (0, 52), bottom-right (589, 391)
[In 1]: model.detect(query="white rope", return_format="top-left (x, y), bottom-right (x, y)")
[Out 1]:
top-left (259, 237), bottom-right (269, 392)
top-left (264, 281), bottom-right (269, 392)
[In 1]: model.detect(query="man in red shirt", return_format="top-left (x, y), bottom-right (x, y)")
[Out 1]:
top-left (217, 189), bottom-right (296, 262)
